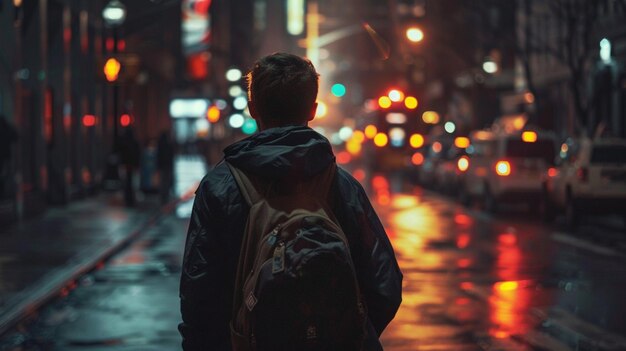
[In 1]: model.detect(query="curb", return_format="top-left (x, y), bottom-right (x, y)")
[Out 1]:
top-left (0, 188), bottom-right (197, 337)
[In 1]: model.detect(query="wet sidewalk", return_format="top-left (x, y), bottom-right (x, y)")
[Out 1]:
top-left (0, 155), bottom-right (208, 336)
top-left (0, 193), bottom-right (169, 335)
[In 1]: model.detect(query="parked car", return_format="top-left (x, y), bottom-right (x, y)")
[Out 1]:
top-left (418, 135), bottom-right (453, 188)
top-left (458, 129), bottom-right (557, 212)
top-left (434, 142), bottom-right (468, 194)
top-left (541, 137), bottom-right (626, 227)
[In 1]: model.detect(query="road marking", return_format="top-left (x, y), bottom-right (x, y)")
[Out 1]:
top-left (551, 232), bottom-right (626, 258)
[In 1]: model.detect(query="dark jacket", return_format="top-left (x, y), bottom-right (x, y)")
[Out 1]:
top-left (179, 126), bottom-right (402, 350)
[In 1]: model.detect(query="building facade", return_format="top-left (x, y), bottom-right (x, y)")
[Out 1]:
top-left (0, 0), bottom-right (181, 223)
top-left (516, 0), bottom-right (626, 138)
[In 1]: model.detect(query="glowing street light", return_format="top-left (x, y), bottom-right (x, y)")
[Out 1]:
top-left (482, 58), bottom-right (498, 74)
top-left (226, 68), bottom-right (243, 82)
top-left (102, 0), bottom-right (127, 27)
top-left (388, 89), bottom-right (404, 102)
top-left (103, 0), bottom-right (127, 145)
top-left (406, 27), bottom-right (424, 43)
top-left (600, 38), bottom-right (612, 63)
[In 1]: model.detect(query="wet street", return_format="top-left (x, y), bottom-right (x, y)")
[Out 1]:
top-left (2, 168), bottom-right (626, 351)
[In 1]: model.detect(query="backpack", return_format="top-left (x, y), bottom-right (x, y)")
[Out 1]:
top-left (227, 162), bottom-right (367, 351)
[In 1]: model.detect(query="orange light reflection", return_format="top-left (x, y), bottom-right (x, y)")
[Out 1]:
top-left (488, 230), bottom-right (534, 340)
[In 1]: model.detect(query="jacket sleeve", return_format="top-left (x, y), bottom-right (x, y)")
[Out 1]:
top-left (336, 172), bottom-right (403, 336)
top-left (178, 183), bottom-right (232, 351)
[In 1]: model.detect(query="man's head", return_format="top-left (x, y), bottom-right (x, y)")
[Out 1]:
top-left (247, 53), bottom-right (319, 130)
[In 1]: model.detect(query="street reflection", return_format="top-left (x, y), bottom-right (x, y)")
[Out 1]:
top-left (374, 171), bottom-right (558, 350)
top-left (489, 230), bottom-right (529, 339)
top-left (377, 173), bottom-right (463, 347)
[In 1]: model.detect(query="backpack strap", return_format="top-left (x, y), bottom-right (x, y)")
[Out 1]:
top-left (226, 162), bottom-right (262, 206)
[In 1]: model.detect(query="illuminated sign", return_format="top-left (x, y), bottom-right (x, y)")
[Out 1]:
top-left (169, 99), bottom-right (210, 118)
top-left (182, 0), bottom-right (211, 55)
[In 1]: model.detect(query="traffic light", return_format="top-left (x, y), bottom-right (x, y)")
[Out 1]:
top-left (207, 106), bottom-right (220, 123)
top-left (104, 58), bottom-right (121, 82)
top-left (331, 83), bottom-right (346, 97)
top-left (100, 55), bottom-right (140, 83)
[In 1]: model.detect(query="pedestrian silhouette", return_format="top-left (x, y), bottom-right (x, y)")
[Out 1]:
top-left (156, 131), bottom-right (175, 203)
top-left (117, 127), bottom-right (140, 206)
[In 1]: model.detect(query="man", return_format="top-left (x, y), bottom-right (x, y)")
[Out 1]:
top-left (117, 127), bottom-right (141, 207)
top-left (179, 53), bottom-right (402, 350)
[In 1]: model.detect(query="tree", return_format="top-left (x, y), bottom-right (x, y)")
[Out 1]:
top-left (519, 0), bottom-right (626, 135)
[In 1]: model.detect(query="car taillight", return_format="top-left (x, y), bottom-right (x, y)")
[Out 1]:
top-left (577, 167), bottom-right (588, 182)
top-left (495, 160), bottom-right (511, 176)
top-left (457, 156), bottom-right (470, 172)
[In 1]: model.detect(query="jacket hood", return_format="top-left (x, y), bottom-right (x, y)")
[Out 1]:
top-left (224, 125), bottom-right (335, 180)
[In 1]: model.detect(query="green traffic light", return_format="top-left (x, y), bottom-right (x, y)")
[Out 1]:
top-left (331, 83), bottom-right (346, 97)
top-left (242, 119), bottom-right (258, 135)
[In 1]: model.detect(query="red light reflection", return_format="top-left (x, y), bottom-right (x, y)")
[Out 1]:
top-left (352, 168), bottom-right (366, 182)
top-left (454, 213), bottom-right (472, 227)
top-left (498, 233), bottom-right (517, 245)
top-left (456, 233), bottom-right (470, 249)
top-left (489, 230), bottom-right (534, 340)
top-left (457, 258), bottom-right (472, 269)
top-left (372, 175), bottom-right (389, 190)
top-left (455, 297), bottom-right (471, 306)
top-left (336, 151), bottom-right (351, 164)
top-left (105, 37), bottom-right (115, 52)
top-left (460, 281), bottom-right (474, 290)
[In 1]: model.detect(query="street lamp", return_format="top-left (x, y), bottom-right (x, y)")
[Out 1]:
top-left (102, 0), bottom-right (127, 27)
top-left (406, 27), bottom-right (424, 43)
top-left (482, 57), bottom-right (498, 74)
top-left (102, 0), bottom-right (126, 146)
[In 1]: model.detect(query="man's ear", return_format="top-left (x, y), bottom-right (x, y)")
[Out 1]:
top-left (307, 102), bottom-right (318, 122)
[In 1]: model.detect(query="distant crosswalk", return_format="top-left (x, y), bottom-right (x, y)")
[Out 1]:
top-left (174, 155), bottom-right (208, 218)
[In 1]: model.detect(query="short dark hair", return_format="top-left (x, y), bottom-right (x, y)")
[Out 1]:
top-left (247, 53), bottom-right (319, 125)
